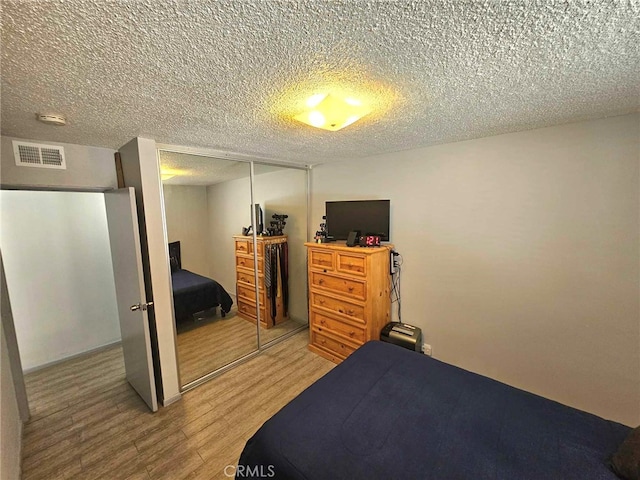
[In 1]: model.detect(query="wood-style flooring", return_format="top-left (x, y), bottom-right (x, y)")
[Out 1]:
top-left (176, 308), bottom-right (307, 385)
top-left (21, 331), bottom-right (334, 480)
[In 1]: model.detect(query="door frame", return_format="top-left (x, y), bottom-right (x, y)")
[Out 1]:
top-left (0, 185), bottom-right (126, 417)
top-left (119, 138), bottom-right (182, 406)
top-left (0, 249), bottom-right (30, 422)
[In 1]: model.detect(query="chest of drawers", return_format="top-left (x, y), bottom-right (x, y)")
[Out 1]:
top-left (304, 242), bottom-right (392, 363)
top-left (234, 235), bottom-right (288, 328)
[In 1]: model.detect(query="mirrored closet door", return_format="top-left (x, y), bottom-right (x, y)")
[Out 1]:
top-left (159, 150), bottom-right (259, 387)
top-left (251, 163), bottom-right (309, 346)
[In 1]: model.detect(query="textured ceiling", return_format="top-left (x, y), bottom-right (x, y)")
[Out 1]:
top-left (159, 150), bottom-right (283, 185)
top-left (2, 1), bottom-right (638, 166)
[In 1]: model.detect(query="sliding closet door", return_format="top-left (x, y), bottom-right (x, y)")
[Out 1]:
top-left (159, 150), bottom-right (259, 388)
top-left (251, 163), bottom-right (309, 345)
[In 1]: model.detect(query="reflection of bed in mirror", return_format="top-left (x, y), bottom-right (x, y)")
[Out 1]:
top-left (169, 241), bottom-right (233, 323)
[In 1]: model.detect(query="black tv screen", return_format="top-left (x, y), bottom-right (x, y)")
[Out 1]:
top-left (325, 200), bottom-right (390, 241)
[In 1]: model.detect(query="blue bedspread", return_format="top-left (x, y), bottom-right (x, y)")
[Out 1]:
top-left (237, 341), bottom-right (629, 480)
top-left (171, 269), bottom-right (233, 321)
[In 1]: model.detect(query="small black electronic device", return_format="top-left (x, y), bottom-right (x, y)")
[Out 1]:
top-left (359, 234), bottom-right (381, 247)
top-left (380, 322), bottom-right (422, 353)
top-left (346, 230), bottom-right (360, 247)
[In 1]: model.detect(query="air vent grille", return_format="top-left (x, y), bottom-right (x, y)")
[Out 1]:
top-left (13, 141), bottom-right (66, 169)
top-left (41, 148), bottom-right (64, 166)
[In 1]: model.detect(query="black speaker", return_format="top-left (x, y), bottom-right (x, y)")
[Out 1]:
top-left (346, 230), bottom-right (360, 247)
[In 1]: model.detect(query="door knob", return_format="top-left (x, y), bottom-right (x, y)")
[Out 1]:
top-left (130, 302), bottom-right (154, 312)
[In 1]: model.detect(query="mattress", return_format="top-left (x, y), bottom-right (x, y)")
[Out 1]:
top-left (237, 341), bottom-right (629, 480)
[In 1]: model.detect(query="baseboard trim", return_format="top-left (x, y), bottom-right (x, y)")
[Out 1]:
top-left (162, 393), bottom-right (182, 407)
top-left (23, 339), bottom-right (122, 374)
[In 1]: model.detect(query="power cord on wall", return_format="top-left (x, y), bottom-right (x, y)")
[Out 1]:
top-left (390, 250), bottom-right (403, 322)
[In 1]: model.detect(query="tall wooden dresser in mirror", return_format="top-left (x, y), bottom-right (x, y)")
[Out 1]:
top-left (234, 235), bottom-right (289, 329)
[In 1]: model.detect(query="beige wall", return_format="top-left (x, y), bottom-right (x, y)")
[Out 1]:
top-left (0, 136), bottom-right (116, 190)
top-left (206, 175), bottom-right (253, 294)
top-left (163, 185), bottom-right (210, 277)
top-left (311, 113), bottom-right (640, 426)
top-left (253, 168), bottom-right (309, 321)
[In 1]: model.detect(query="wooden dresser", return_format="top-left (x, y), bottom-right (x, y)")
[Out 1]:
top-left (234, 235), bottom-right (288, 329)
top-left (305, 242), bottom-right (392, 363)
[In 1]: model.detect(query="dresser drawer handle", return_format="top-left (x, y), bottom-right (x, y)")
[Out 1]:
top-left (239, 260), bottom-right (246, 266)
top-left (320, 319), bottom-right (327, 325)
top-left (318, 278), bottom-right (325, 285)
top-left (319, 338), bottom-right (326, 345)
top-left (348, 331), bottom-right (355, 337)
top-left (347, 286), bottom-right (354, 292)
top-left (318, 299), bottom-right (325, 305)
top-left (346, 309), bottom-right (354, 315)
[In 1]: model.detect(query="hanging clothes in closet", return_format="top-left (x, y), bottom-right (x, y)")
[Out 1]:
top-left (264, 242), bottom-right (288, 325)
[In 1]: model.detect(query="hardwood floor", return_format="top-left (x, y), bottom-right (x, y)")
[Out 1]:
top-left (176, 308), bottom-right (307, 385)
top-left (21, 331), bottom-right (334, 480)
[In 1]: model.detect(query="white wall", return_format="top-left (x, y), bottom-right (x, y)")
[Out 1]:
top-left (1, 136), bottom-right (117, 190)
top-left (1, 321), bottom-right (22, 480)
top-left (163, 185), bottom-right (210, 277)
top-left (206, 175), bottom-right (252, 294)
top-left (0, 190), bottom-right (120, 370)
top-left (311, 113), bottom-right (640, 426)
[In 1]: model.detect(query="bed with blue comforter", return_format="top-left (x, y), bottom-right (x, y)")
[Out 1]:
top-left (169, 241), bottom-right (233, 322)
top-left (237, 341), bottom-right (630, 480)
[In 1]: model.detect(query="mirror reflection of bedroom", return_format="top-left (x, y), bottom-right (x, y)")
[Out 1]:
top-left (160, 150), bottom-right (308, 388)
top-left (250, 163), bottom-right (309, 343)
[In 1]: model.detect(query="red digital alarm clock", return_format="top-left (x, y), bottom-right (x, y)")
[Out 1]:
top-left (359, 235), bottom-right (381, 247)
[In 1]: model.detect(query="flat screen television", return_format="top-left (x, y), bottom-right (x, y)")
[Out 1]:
top-left (252, 203), bottom-right (263, 234)
top-left (325, 199), bottom-right (390, 241)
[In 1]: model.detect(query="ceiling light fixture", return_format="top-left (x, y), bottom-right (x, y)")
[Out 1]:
top-left (294, 93), bottom-right (372, 131)
top-left (36, 113), bottom-right (67, 126)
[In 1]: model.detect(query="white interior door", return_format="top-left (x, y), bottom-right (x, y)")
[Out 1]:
top-left (105, 188), bottom-right (158, 412)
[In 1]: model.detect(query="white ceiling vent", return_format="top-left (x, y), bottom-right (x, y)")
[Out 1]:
top-left (13, 141), bottom-right (66, 169)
